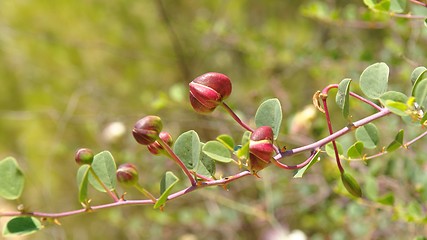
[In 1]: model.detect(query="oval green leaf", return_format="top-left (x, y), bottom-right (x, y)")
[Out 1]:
top-left (88, 151), bottom-right (117, 192)
top-left (355, 123), bottom-right (379, 149)
top-left (341, 172), bottom-right (362, 198)
top-left (216, 134), bottom-right (235, 151)
top-left (410, 66), bottom-right (427, 85)
top-left (255, 98), bottom-right (282, 140)
top-left (154, 171), bottom-right (179, 209)
top-left (336, 78), bottom-right (352, 120)
top-left (413, 78), bottom-right (427, 109)
top-left (195, 143), bottom-right (216, 178)
top-left (3, 217), bottom-right (42, 236)
top-left (0, 157), bottom-right (25, 200)
top-left (386, 129), bottom-right (404, 152)
top-left (77, 165), bottom-right (90, 203)
top-left (202, 141), bottom-right (234, 163)
top-left (379, 90), bottom-right (409, 116)
top-left (293, 150), bottom-right (321, 178)
top-left (347, 141), bottom-right (364, 159)
top-left (173, 130), bottom-right (201, 169)
top-left (360, 62), bottom-right (389, 99)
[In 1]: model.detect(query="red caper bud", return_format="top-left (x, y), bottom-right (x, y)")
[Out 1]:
top-left (75, 148), bottom-right (94, 165)
top-left (132, 116), bottom-right (163, 145)
top-left (116, 163), bottom-right (139, 186)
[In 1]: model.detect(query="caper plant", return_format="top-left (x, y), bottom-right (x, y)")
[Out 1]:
top-left (1, 62), bottom-right (427, 237)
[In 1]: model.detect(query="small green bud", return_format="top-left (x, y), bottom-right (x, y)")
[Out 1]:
top-left (189, 72), bottom-right (232, 114)
top-left (75, 148), bottom-right (94, 165)
top-left (341, 172), bottom-right (362, 198)
top-left (132, 116), bottom-right (163, 145)
top-left (116, 163), bottom-right (139, 186)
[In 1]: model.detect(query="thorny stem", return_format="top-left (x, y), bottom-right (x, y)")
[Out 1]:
top-left (0, 171), bottom-right (252, 219)
top-left (221, 102), bottom-right (254, 132)
top-left (89, 167), bottom-right (119, 202)
top-left (157, 137), bottom-right (197, 186)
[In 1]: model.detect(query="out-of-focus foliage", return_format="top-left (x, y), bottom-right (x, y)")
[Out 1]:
top-left (1, 0), bottom-right (427, 239)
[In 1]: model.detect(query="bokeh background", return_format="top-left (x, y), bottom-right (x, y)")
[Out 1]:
top-left (1, 1), bottom-right (427, 239)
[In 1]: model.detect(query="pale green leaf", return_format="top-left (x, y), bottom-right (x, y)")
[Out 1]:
top-left (88, 151), bottom-right (117, 192)
top-left (173, 130), bottom-right (201, 169)
top-left (202, 141), bottom-right (234, 163)
top-left (255, 98), bottom-right (282, 140)
top-left (360, 62), bottom-right (389, 99)
top-left (0, 157), bottom-right (25, 200)
top-left (154, 171), bottom-right (179, 209)
top-left (355, 123), bottom-right (379, 149)
top-left (3, 217), bottom-right (42, 237)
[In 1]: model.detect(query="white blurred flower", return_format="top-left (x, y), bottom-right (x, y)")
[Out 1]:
top-left (102, 121), bottom-right (126, 143)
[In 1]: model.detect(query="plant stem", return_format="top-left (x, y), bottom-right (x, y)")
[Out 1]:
top-left (0, 171), bottom-right (252, 219)
top-left (157, 138), bottom-right (197, 186)
top-left (134, 183), bottom-right (157, 203)
top-left (221, 102), bottom-right (254, 132)
top-left (321, 96), bottom-right (344, 174)
top-left (281, 108), bottom-right (392, 157)
top-left (272, 149), bottom-right (319, 170)
top-left (89, 167), bottom-right (119, 202)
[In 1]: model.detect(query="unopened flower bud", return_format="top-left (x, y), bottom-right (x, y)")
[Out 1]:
top-left (116, 163), bottom-right (139, 186)
top-left (75, 148), bottom-right (94, 165)
top-left (189, 72), bottom-right (232, 114)
top-left (248, 126), bottom-right (275, 174)
top-left (147, 131), bottom-right (173, 155)
top-left (132, 116), bottom-right (163, 145)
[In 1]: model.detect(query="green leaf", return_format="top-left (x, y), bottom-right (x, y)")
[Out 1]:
top-left (216, 134), bottom-right (235, 151)
top-left (76, 165), bottom-right (90, 203)
top-left (360, 62), bottom-right (389, 99)
top-left (202, 141), bottom-right (234, 163)
top-left (413, 78), bottom-right (427, 109)
top-left (355, 123), bottom-right (379, 149)
top-left (336, 78), bottom-right (352, 120)
top-left (325, 142), bottom-right (344, 158)
top-left (195, 143), bottom-right (216, 177)
top-left (376, 192), bottom-right (395, 205)
top-left (293, 150), bottom-right (321, 178)
top-left (390, 0), bottom-right (406, 13)
top-left (2, 217), bottom-right (42, 236)
top-left (410, 66), bottom-right (427, 85)
top-left (384, 100), bottom-right (409, 116)
top-left (0, 157), bottom-right (25, 200)
top-left (255, 98), bottom-right (282, 140)
top-left (421, 112), bottom-right (427, 126)
top-left (386, 129), bottom-right (404, 152)
top-left (347, 141), bottom-right (364, 159)
top-left (236, 141), bottom-right (249, 160)
top-left (379, 91), bottom-right (409, 116)
top-left (173, 130), bottom-right (201, 169)
top-left (88, 151), bottom-right (117, 192)
top-left (154, 171), bottom-right (179, 209)
top-left (341, 172), bottom-right (362, 198)
top-left (363, 0), bottom-right (376, 8)
top-left (374, 0), bottom-right (391, 11)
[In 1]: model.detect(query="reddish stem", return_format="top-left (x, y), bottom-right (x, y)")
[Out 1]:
top-left (221, 102), bottom-right (254, 132)
top-left (158, 138), bottom-right (197, 186)
top-left (272, 149), bottom-right (318, 170)
top-left (321, 97), bottom-right (344, 174)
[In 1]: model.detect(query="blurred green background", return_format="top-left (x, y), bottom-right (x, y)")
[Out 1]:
top-left (1, 0), bottom-right (427, 239)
